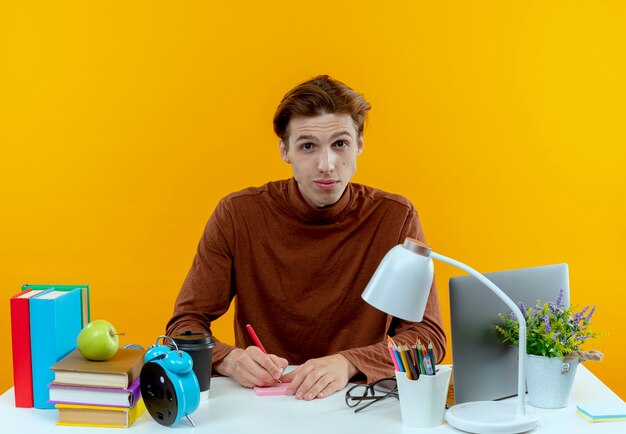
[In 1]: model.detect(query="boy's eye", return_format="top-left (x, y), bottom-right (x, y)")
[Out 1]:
top-left (301, 143), bottom-right (314, 150)
top-left (335, 140), bottom-right (348, 148)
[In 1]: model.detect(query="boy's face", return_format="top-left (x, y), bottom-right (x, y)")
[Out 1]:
top-left (280, 113), bottom-right (363, 208)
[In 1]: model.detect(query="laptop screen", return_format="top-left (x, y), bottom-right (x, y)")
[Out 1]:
top-left (449, 263), bottom-right (569, 404)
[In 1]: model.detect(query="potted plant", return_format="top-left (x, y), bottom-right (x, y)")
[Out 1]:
top-left (495, 289), bottom-right (602, 408)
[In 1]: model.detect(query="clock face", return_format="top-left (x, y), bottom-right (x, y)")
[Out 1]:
top-left (140, 362), bottom-right (179, 426)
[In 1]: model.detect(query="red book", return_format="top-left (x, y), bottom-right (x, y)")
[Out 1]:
top-left (10, 288), bottom-right (45, 407)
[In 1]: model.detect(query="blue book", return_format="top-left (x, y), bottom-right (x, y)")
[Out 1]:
top-left (22, 284), bottom-right (91, 327)
top-left (30, 288), bottom-right (82, 409)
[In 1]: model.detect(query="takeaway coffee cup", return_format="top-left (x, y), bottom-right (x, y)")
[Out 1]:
top-left (172, 331), bottom-right (215, 400)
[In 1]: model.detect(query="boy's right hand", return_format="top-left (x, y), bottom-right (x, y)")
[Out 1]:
top-left (214, 346), bottom-right (287, 388)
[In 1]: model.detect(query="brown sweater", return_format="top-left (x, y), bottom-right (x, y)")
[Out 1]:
top-left (166, 178), bottom-right (446, 383)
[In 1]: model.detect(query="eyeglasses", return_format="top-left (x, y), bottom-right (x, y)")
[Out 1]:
top-left (344, 377), bottom-right (399, 413)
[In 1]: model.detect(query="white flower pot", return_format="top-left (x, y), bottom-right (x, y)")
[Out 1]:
top-left (525, 354), bottom-right (579, 408)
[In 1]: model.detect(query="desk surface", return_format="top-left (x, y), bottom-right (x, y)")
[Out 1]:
top-left (1, 365), bottom-right (623, 433)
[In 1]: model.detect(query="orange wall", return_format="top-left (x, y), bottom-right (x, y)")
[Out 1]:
top-left (1, 2), bottom-right (624, 399)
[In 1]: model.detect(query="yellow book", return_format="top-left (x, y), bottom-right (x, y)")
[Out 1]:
top-left (56, 398), bottom-right (146, 428)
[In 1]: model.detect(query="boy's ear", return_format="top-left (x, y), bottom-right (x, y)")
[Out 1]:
top-left (279, 140), bottom-right (290, 163)
top-left (357, 136), bottom-right (364, 156)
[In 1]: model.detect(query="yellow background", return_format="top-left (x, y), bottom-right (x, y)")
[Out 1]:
top-left (1, 1), bottom-right (624, 399)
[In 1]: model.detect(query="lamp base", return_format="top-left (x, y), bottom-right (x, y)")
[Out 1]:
top-left (446, 401), bottom-right (539, 434)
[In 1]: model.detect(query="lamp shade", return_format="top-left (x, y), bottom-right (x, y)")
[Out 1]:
top-left (361, 240), bottom-right (434, 322)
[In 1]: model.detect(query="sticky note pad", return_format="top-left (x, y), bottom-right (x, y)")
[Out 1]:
top-left (254, 383), bottom-right (291, 396)
top-left (576, 402), bottom-right (626, 422)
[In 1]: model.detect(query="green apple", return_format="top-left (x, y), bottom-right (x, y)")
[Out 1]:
top-left (76, 320), bottom-right (121, 361)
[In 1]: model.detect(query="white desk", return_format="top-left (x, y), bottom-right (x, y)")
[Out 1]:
top-left (1, 365), bottom-right (623, 433)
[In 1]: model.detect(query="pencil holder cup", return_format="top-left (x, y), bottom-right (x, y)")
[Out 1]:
top-left (395, 365), bottom-right (452, 428)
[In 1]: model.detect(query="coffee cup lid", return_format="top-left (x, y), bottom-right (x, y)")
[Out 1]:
top-left (172, 330), bottom-right (215, 348)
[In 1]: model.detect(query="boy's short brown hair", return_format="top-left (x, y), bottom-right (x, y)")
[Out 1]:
top-left (273, 75), bottom-right (371, 147)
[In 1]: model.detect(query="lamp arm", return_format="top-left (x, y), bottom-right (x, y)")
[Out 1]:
top-left (431, 251), bottom-right (528, 415)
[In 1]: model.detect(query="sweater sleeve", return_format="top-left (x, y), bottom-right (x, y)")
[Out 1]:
top-left (338, 208), bottom-right (447, 384)
top-left (165, 199), bottom-right (239, 364)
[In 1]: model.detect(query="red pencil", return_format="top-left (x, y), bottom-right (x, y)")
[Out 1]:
top-left (245, 324), bottom-right (268, 354)
top-left (246, 324), bottom-right (283, 383)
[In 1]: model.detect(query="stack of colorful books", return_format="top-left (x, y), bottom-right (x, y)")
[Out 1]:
top-left (49, 348), bottom-right (146, 428)
top-left (9, 284), bottom-right (90, 409)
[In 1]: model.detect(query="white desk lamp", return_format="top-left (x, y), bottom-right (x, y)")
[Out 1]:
top-left (362, 238), bottom-right (539, 434)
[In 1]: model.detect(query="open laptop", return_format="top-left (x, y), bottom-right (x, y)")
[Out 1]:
top-left (449, 263), bottom-right (569, 404)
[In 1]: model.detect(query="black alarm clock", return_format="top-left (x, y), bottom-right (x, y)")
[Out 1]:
top-left (140, 336), bottom-right (200, 426)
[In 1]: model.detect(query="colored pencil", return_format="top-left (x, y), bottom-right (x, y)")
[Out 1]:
top-left (411, 345), bottom-right (422, 375)
top-left (423, 353), bottom-right (434, 375)
top-left (245, 324), bottom-right (282, 383)
top-left (245, 324), bottom-right (268, 353)
top-left (387, 344), bottom-right (400, 371)
top-left (404, 344), bottom-right (420, 380)
top-left (427, 341), bottom-right (436, 371)
top-left (398, 345), bottom-right (413, 379)
top-left (388, 337), bottom-right (405, 373)
top-left (416, 343), bottom-right (426, 375)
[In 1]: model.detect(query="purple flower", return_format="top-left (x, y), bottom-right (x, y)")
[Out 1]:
top-left (551, 332), bottom-right (561, 342)
top-left (555, 288), bottom-right (564, 308)
top-left (548, 289), bottom-right (565, 314)
top-left (573, 311), bottom-right (582, 326)
top-left (518, 302), bottom-right (527, 314)
top-left (544, 314), bottom-right (551, 332)
top-left (579, 305), bottom-right (590, 318)
top-left (585, 305), bottom-right (596, 321)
